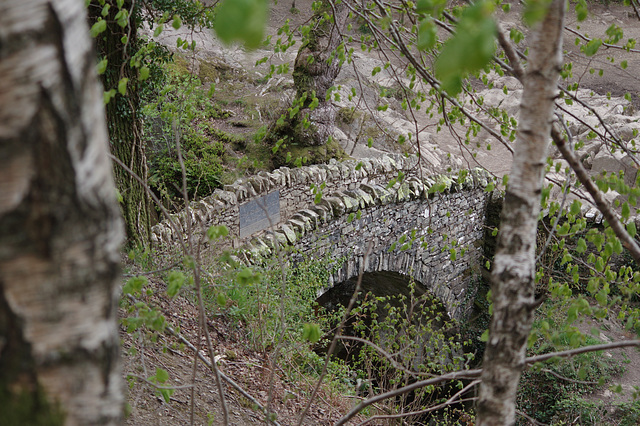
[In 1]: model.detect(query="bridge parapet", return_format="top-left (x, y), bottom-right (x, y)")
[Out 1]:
top-left (151, 155), bottom-right (420, 246)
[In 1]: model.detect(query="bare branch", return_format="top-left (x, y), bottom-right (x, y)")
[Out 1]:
top-left (539, 368), bottom-right (600, 386)
top-left (334, 369), bottom-right (481, 425)
top-left (336, 335), bottom-right (419, 379)
top-left (354, 381), bottom-right (480, 426)
top-left (165, 325), bottom-right (284, 426)
top-left (526, 339), bottom-right (640, 364)
top-left (551, 124), bottom-right (640, 264)
top-left (564, 26), bottom-right (640, 54)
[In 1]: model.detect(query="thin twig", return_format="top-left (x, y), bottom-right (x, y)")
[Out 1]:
top-left (551, 125), bottom-right (640, 264)
top-left (516, 409), bottom-right (548, 426)
top-left (336, 335), bottom-right (419, 379)
top-left (165, 325), bottom-right (283, 426)
top-left (354, 380), bottom-right (480, 426)
top-left (539, 368), bottom-right (599, 386)
top-left (297, 241), bottom-right (374, 426)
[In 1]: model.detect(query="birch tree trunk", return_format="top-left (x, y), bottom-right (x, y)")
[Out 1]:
top-left (476, 0), bottom-right (565, 424)
top-left (0, 0), bottom-right (124, 424)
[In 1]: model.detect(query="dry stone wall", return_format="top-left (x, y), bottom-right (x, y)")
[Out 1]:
top-left (151, 155), bottom-right (420, 247)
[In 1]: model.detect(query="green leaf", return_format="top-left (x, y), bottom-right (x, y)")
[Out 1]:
top-left (123, 276), bottom-right (148, 295)
top-left (118, 78), bottom-right (129, 96)
top-left (159, 388), bottom-right (174, 403)
top-left (153, 24), bottom-right (163, 38)
top-left (236, 267), bottom-right (261, 285)
top-left (583, 38), bottom-right (603, 56)
top-left (570, 199), bottom-right (581, 216)
top-left (509, 28), bottom-right (524, 44)
top-left (578, 366), bottom-right (587, 380)
top-left (622, 202), bottom-right (631, 220)
top-left (155, 368), bottom-right (169, 383)
top-left (479, 329), bottom-right (489, 342)
top-left (207, 225), bottom-right (229, 240)
top-left (416, 0), bottom-right (447, 16)
top-left (172, 15), bottom-right (182, 30)
top-left (627, 221), bottom-right (637, 238)
top-left (103, 89), bottom-right (116, 104)
top-left (417, 19), bottom-right (437, 51)
top-left (166, 271), bottom-right (185, 298)
top-left (575, 0), bottom-right (588, 21)
top-left (302, 323), bottom-right (322, 343)
top-left (90, 19), bottom-right (107, 38)
top-left (576, 238), bottom-right (587, 253)
top-left (435, 0), bottom-right (496, 96)
top-left (97, 58), bottom-right (108, 75)
top-left (621, 60), bottom-right (628, 69)
top-left (114, 9), bottom-right (128, 28)
top-left (139, 66), bottom-right (150, 81)
top-left (214, 0), bottom-right (267, 49)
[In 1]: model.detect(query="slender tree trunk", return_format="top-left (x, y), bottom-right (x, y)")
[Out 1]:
top-left (291, 0), bottom-right (348, 146)
top-left (89, 0), bottom-right (152, 247)
top-left (476, 0), bottom-right (565, 424)
top-left (0, 0), bottom-right (124, 424)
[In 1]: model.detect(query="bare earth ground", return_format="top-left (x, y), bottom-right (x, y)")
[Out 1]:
top-left (123, 2), bottom-right (640, 425)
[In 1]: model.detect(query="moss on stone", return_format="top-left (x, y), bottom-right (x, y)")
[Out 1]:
top-left (276, 136), bottom-right (349, 168)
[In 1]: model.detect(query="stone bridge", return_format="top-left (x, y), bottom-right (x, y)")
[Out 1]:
top-left (152, 156), bottom-right (493, 320)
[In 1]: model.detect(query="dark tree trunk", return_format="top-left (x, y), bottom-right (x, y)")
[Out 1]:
top-left (291, 0), bottom-right (348, 146)
top-left (89, 0), bottom-right (152, 247)
top-left (0, 0), bottom-right (124, 423)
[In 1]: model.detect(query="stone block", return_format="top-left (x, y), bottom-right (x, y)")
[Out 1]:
top-left (280, 224), bottom-right (297, 244)
top-left (325, 196), bottom-right (346, 217)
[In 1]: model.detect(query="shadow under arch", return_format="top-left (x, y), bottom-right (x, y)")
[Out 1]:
top-left (315, 271), bottom-right (456, 368)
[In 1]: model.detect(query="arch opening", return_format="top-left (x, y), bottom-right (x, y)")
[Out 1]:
top-left (315, 271), bottom-right (469, 372)
top-left (314, 271), bottom-right (476, 418)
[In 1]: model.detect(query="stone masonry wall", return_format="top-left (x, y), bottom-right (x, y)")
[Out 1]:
top-left (242, 169), bottom-right (491, 321)
top-left (151, 155), bottom-right (419, 247)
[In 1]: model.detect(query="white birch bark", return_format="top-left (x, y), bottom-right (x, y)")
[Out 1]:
top-left (476, 0), bottom-right (566, 424)
top-left (0, 0), bottom-right (124, 424)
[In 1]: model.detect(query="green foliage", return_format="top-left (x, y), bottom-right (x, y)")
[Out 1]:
top-left (549, 396), bottom-right (607, 425)
top-left (213, 0), bottom-right (268, 49)
top-left (614, 400), bottom-right (640, 425)
top-left (328, 280), bottom-right (475, 419)
top-left (143, 67), bottom-right (230, 203)
top-left (150, 126), bottom-right (224, 201)
top-left (518, 301), bottom-right (625, 424)
top-left (435, 0), bottom-right (496, 95)
top-left (204, 252), bottom-right (334, 352)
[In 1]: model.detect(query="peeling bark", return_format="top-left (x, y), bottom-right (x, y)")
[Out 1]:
top-left (476, 0), bottom-right (566, 424)
top-left (0, 0), bottom-right (124, 424)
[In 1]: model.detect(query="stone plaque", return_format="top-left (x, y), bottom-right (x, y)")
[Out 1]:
top-left (239, 191), bottom-right (281, 238)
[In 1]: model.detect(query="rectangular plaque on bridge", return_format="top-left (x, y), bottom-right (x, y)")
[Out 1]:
top-left (239, 191), bottom-right (281, 238)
